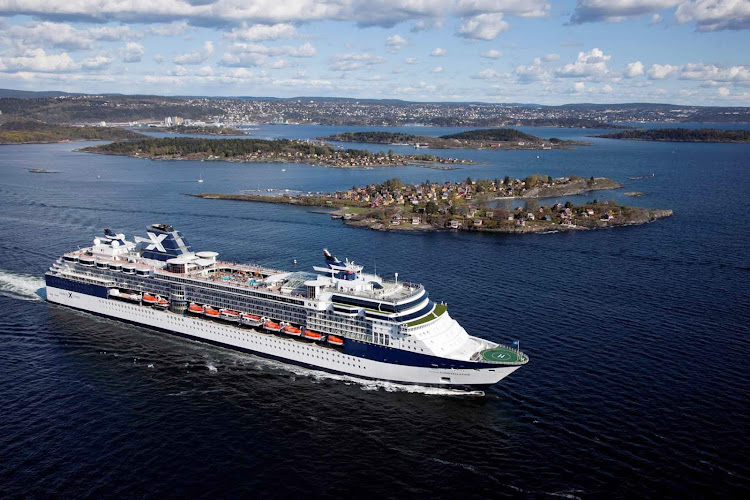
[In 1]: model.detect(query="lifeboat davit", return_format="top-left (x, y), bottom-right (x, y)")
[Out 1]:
top-left (327, 335), bottom-right (344, 347)
top-left (188, 303), bottom-right (205, 314)
top-left (142, 294), bottom-right (158, 305)
top-left (204, 307), bottom-right (220, 318)
top-left (264, 320), bottom-right (282, 332)
top-left (303, 330), bottom-right (324, 341)
top-left (220, 309), bottom-right (240, 321)
top-left (241, 313), bottom-right (262, 326)
top-left (154, 298), bottom-right (169, 309)
top-left (283, 324), bottom-right (302, 336)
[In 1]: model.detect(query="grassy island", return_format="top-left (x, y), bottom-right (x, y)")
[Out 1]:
top-left (319, 128), bottom-right (590, 150)
top-left (0, 120), bottom-right (145, 144)
top-left (81, 137), bottom-right (471, 167)
top-left (190, 175), bottom-right (669, 235)
top-left (594, 128), bottom-right (750, 143)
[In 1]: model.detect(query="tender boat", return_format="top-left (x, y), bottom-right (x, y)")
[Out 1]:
top-left (240, 313), bottom-right (262, 326)
top-left (154, 298), bottom-right (169, 309)
top-left (220, 309), bottom-right (240, 321)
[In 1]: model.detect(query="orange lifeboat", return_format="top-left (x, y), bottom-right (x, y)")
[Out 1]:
top-left (220, 309), bottom-right (240, 321)
top-left (154, 298), bottom-right (169, 309)
top-left (264, 320), bottom-right (282, 332)
top-left (204, 307), bottom-right (220, 318)
top-left (283, 324), bottom-right (302, 336)
top-left (303, 330), bottom-right (324, 341)
top-left (327, 335), bottom-right (344, 347)
top-left (188, 303), bottom-right (205, 314)
top-left (142, 294), bottom-right (158, 305)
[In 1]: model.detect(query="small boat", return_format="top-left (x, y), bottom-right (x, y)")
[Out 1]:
top-left (204, 307), bottom-right (220, 318)
top-left (220, 309), bottom-right (240, 321)
top-left (154, 298), bottom-right (169, 309)
top-left (283, 324), bottom-right (302, 336)
top-left (188, 303), bottom-right (205, 314)
top-left (303, 330), bottom-right (324, 341)
top-left (264, 320), bottom-right (282, 332)
top-left (327, 335), bottom-right (344, 347)
top-left (198, 173), bottom-right (204, 183)
top-left (240, 313), bottom-right (262, 326)
top-left (142, 294), bottom-right (158, 305)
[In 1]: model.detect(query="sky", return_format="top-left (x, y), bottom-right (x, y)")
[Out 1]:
top-left (0, 1), bottom-right (749, 105)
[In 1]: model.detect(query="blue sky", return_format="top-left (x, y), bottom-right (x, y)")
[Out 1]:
top-left (0, 1), bottom-right (748, 105)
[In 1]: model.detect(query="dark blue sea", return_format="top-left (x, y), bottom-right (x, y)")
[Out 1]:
top-left (1, 124), bottom-right (748, 498)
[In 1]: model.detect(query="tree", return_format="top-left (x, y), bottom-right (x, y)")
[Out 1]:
top-left (425, 201), bottom-right (438, 214)
top-left (524, 198), bottom-right (540, 212)
top-left (388, 149), bottom-right (394, 159)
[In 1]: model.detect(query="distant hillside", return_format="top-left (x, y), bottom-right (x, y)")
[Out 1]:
top-left (440, 128), bottom-right (541, 142)
top-left (594, 128), bottom-right (750, 143)
top-left (0, 121), bottom-right (145, 144)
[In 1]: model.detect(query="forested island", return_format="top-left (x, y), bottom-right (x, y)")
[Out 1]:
top-left (81, 137), bottom-right (471, 168)
top-left (0, 120), bottom-right (145, 144)
top-left (147, 125), bottom-right (247, 136)
top-left (320, 128), bottom-right (590, 150)
top-left (189, 175), bottom-right (670, 234)
top-left (594, 128), bottom-right (750, 143)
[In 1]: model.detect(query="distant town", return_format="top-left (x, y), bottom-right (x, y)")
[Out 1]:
top-left (1, 91), bottom-right (749, 128)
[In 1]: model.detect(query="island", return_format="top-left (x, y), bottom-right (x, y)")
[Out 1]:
top-left (81, 137), bottom-right (472, 168)
top-left (146, 124), bottom-right (248, 136)
top-left (188, 176), bottom-right (670, 234)
top-left (0, 120), bottom-right (145, 144)
top-left (594, 128), bottom-right (750, 143)
top-left (319, 128), bottom-right (590, 150)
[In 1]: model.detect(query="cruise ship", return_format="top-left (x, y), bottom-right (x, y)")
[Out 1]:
top-left (45, 224), bottom-right (528, 389)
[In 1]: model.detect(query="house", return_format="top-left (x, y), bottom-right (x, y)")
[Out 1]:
top-left (449, 220), bottom-right (460, 229)
top-left (473, 219), bottom-right (483, 227)
top-left (515, 219), bottom-right (526, 227)
top-left (486, 211), bottom-right (494, 218)
top-left (412, 216), bottom-right (421, 225)
top-left (526, 212), bottom-right (535, 220)
top-left (601, 213), bottom-right (614, 221)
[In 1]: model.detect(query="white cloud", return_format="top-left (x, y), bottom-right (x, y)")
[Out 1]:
top-left (1, 48), bottom-right (79, 72)
top-left (0, 21), bottom-right (139, 52)
top-left (220, 42), bottom-right (316, 67)
top-left (679, 62), bottom-right (750, 82)
top-left (226, 23), bottom-right (298, 42)
top-left (573, 81), bottom-right (585, 92)
top-left (480, 49), bottom-right (503, 59)
top-left (121, 42), bottom-right (144, 63)
top-left (386, 34), bottom-right (408, 53)
top-left (81, 55), bottom-right (113, 69)
top-left (675, 0), bottom-right (750, 31)
top-left (432, 66), bottom-right (443, 73)
top-left (555, 47), bottom-right (612, 79)
top-left (174, 41), bottom-right (214, 65)
top-left (148, 22), bottom-right (189, 37)
top-left (570, 1), bottom-right (680, 24)
top-left (457, 13), bottom-right (509, 40)
top-left (602, 83), bottom-right (614, 92)
top-left (329, 53), bottom-right (386, 71)
top-left (650, 13), bottom-right (663, 24)
top-left (431, 47), bottom-right (447, 56)
top-left (514, 57), bottom-right (549, 82)
top-left (542, 53), bottom-right (560, 62)
top-left (718, 86), bottom-right (730, 96)
top-left (405, 57), bottom-right (419, 64)
top-left (624, 61), bottom-right (645, 77)
top-left (454, 0), bottom-right (551, 18)
top-left (471, 68), bottom-right (505, 80)
top-left (648, 63), bottom-right (680, 79)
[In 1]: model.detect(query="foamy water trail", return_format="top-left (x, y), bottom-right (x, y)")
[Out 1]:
top-left (0, 269), bottom-right (46, 301)
top-left (233, 354), bottom-right (485, 397)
